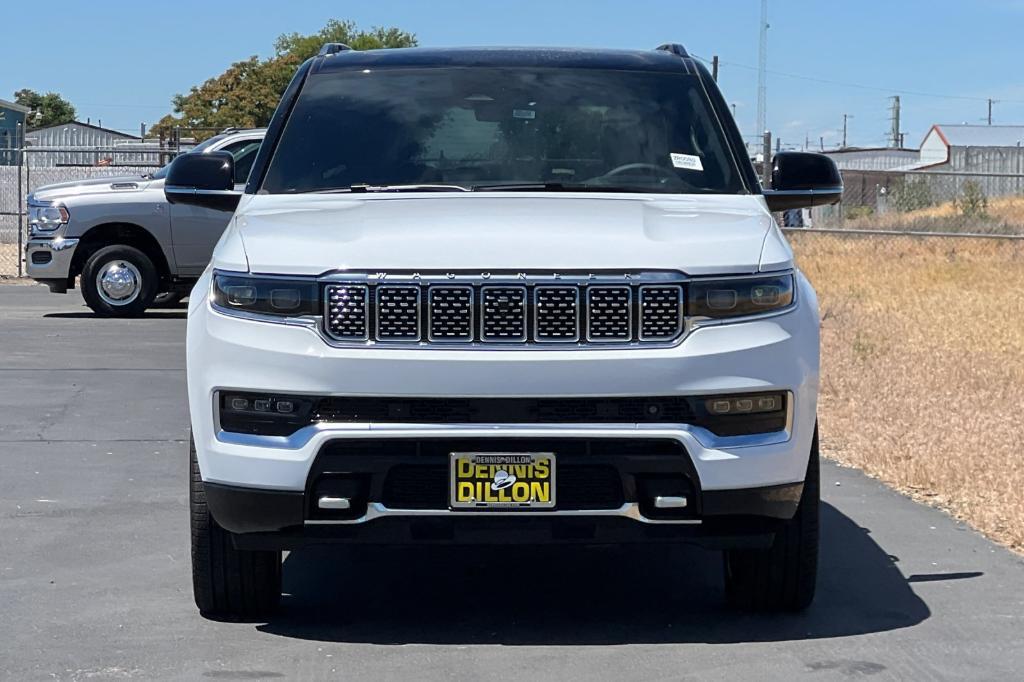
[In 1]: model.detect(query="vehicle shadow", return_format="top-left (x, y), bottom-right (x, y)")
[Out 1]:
top-left (43, 311), bottom-right (188, 320)
top-left (256, 504), bottom-right (933, 644)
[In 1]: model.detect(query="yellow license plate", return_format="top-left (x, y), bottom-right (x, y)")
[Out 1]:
top-left (450, 452), bottom-right (556, 509)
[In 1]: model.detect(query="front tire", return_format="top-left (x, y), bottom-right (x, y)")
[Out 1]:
top-left (190, 437), bottom-right (281, 619)
top-left (80, 244), bottom-right (158, 317)
top-left (723, 424), bottom-right (820, 612)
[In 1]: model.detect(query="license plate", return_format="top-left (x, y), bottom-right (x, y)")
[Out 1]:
top-left (450, 452), bottom-right (556, 509)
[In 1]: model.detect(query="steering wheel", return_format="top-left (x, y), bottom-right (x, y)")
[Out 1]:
top-left (601, 163), bottom-right (680, 180)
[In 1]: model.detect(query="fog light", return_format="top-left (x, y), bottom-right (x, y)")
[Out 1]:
top-left (276, 400), bottom-right (295, 414)
top-left (254, 399), bottom-right (271, 412)
top-left (230, 397), bottom-right (249, 410)
top-left (706, 393), bottom-right (785, 416)
top-left (710, 399), bottom-right (731, 414)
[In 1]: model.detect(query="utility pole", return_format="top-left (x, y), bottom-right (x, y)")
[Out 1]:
top-left (712, 55), bottom-right (719, 82)
top-left (842, 113), bottom-right (853, 148)
top-left (988, 98), bottom-right (996, 125)
top-left (819, 136), bottom-right (824, 151)
top-left (730, 103), bottom-right (738, 119)
top-left (889, 96), bottom-right (901, 148)
top-left (755, 0), bottom-right (768, 142)
top-left (805, 132), bottom-right (810, 151)
top-left (761, 131), bottom-right (772, 189)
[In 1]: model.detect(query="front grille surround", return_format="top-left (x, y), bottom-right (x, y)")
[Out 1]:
top-left (320, 273), bottom-right (692, 348)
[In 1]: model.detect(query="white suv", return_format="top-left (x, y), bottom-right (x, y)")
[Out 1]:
top-left (167, 43), bottom-right (842, 619)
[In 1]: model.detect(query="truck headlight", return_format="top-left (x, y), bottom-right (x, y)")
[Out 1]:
top-left (28, 202), bottom-right (70, 234)
top-left (211, 271), bottom-right (319, 317)
top-left (687, 273), bottom-right (794, 319)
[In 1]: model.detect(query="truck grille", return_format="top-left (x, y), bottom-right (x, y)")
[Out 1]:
top-left (324, 276), bottom-right (684, 346)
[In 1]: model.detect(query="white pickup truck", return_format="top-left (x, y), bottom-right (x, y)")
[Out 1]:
top-left (167, 43), bottom-right (841, 619)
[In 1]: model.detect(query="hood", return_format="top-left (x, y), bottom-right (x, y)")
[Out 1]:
top-left (30, 175), bottom-right (159, 203)
top-left (231, 193), bottom-right (788, 277)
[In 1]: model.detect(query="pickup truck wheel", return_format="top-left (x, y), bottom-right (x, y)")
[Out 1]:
top-left (723, 424), bottom-right (820, 612)
top-left (190, 437), bottom-right (281, 620)
top-left (81, 245), bottom-right (158, 317)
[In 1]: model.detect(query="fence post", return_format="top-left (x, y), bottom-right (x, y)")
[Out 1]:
top-left (762, 131), bottom-right (772, 189)
top-left (16, 146), bottom-right (23, 277)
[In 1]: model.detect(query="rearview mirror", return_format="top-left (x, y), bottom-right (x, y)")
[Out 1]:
top-left (164, 151), bottom-right (240, 212)
top-left (763, 151), bottom-right (842, 212)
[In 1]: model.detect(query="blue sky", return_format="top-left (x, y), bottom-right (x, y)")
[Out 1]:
top-left (3, 0), bottom-right (1024, 149)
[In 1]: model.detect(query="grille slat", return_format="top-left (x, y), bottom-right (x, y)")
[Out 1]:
top-left (586, 286), bottom-right (632, 341)
top-left (376, 286), bottom-right (421, 341)
top-left (481, 286), bottom-right (527, 342)
top-left (323, 277), bottom-right (686, 346)
top-left (325, 284), bottom-right (369, 340)
top-left (535, 287), bottom-right (580, 342)
top-left (428, 286), bottom-right (474, 341)
top-left (639, 286), bottom-right (683, 340)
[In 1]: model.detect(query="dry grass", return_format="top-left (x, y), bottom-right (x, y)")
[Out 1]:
top-left (0, 243), bottom-right (24, 279)
top-left (790, 232), bottom-right (1024, 551)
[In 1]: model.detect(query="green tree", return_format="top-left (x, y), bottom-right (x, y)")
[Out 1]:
top-left (152, 20), bottom-right (416, 140)
top-left (14, 89), bottom-right (76, 128)
top-left (954, 180), bottom-right (988, 219)
top-left (889, 176), bottom-right (934, 212)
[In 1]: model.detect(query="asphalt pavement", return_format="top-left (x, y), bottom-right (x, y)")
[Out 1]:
top-left (1, 283), bottom-right (1023, 681)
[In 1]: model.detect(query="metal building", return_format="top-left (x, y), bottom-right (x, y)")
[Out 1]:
top-left (0, 98), bottom-right (29, 165)
top-left (822, 147), bottom-right (920, 171)
top-left (918, 124), bottom-right (1024, 173)
top-left (23, 121), bottom-right (140, 167)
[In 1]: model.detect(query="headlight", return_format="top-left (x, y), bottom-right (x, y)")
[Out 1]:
top-left (687, 273), bottom-right (794, 319)
top-left (211, 272), bottom-right (319, 317)
top-left (28, 202), bottom-right (70, 233)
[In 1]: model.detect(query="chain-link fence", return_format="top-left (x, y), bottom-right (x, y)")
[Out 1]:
top-left (809, 169), bottom-right (1024, 236)
top-left (4, 160), bottom-right (1024, 274)
top-left (1, 146), bottom-right (170, 277)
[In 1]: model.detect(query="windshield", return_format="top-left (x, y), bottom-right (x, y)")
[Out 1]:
top-left (261, 67), bottom-right (745, 195)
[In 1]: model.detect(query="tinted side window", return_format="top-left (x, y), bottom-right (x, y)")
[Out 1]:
top-left (218, 139), bottom-right (262, 184)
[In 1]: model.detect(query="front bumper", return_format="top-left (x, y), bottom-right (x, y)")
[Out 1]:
top-left (209, 479), bottom-right (802, 549)
top-left (187, 271), bottom-right (820, 536)
top-left (25, 237), bottom-right (79, 290)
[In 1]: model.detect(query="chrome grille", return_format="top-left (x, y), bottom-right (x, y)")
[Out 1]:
top-left (535, 287), bottom-right (580, 342)
top-left (428, 286), bottom-right (473, 341)
top-left (480, 286), bottom-right (527, 341)
top-left (325, 284), bottom-right (369, 340)
top-left (375, 286), bottom-right (420, 340)
top-left (639, 286), bottom-right (683, 340)
top-left (320, 275), bottom-right (687, 347)
top-left (586, 286), bottom-right (632, 341)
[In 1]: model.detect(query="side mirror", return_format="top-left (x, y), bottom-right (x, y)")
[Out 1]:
top-left (763, 151), bottom-right (843, 212)
top-left (164, 151), bottom-right (240, 212)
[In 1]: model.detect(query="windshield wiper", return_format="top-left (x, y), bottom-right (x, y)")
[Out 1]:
top-left (310, 183), bottom-right (470, 194)
top-left (471, 182), bottom-right (658, 193)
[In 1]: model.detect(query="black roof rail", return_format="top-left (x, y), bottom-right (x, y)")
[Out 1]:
top-left (319, 43), bottom-right (353, 56)
top-left (654, 43), bottom-right (689, 57)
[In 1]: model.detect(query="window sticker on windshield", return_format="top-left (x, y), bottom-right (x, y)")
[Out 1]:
top-left (670, 153), bottom-right (703, 171)
top-left (512, 109), bottom-right (536, 119)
